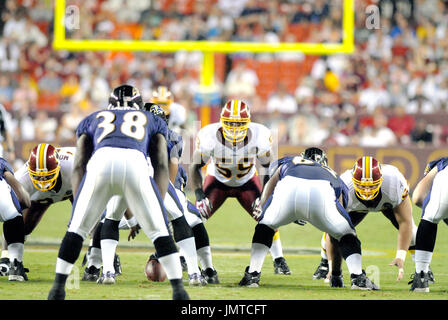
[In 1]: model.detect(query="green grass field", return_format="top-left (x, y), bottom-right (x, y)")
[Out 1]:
top-left (1, 197), bottom-right (447, 300)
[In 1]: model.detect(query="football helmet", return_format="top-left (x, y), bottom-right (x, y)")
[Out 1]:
top-left (220, 99), bottom-right (251, 143)
top-left (150, 86), bottom-right (173, 115)
top-left (108, 84), bottom-right (143, 110)
top-left (28, 143), bottom-right (61, 191)
top-left (352, 156), bottom-right (383, 201)
top-left (145, 102), bottom-right (168, 124)
top-left (300, 147), bottom-right (328, 166)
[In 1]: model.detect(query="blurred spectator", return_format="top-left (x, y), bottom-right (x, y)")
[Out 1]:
top-left (410, 118), bottom-right (433, 146)
top-left (224, 60), bottom-right (259, 103)
top-left (358, 79), bottom-right (391, 112)
top-left (0, 74), bottom-right (14, 106)
top-left (0, 36), bottom-right (20, 72)
top-left (387, 105), bottom-right (415, 143)
top-left (266, 82), bottom-right (298, 114)
top-left (34, 110), bottom-right (58, 142)
top-left (359, 113), bottom-right (397, 147)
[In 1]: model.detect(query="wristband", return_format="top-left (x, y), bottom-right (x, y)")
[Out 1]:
top-left (127, 216), bottom-right (138, 228)
top-left (395, 249), bottom-right (407, 261)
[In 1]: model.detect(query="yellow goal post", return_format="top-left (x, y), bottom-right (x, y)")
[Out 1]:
top-left (53, 0), bottom-right (355, 125)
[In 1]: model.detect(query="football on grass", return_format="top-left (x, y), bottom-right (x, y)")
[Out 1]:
top-left (145, 256), bottom-right (167, 282)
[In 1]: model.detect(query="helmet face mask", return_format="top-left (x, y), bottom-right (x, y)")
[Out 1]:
top-left (28, 143), bottom-right (61, 191)
top-left (150, 86), bottom-right (173, 115)
top-left (220, 100), bottom-right (251, 143)
top-left (352, 156), bottom-right (383, 201)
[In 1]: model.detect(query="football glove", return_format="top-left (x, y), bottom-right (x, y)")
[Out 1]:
top-left (195, 188), bottom-right (212, 220)
top-left (251, 197), bottom-right (262, 222)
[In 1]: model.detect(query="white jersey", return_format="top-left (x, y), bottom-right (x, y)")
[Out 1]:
top-left (196, 122), bottom-right (272, 187)
top-left (168, 102), bottom-right (186, 131)
top-left (340, 164), bottom-right (409, 213)
top-left (15, 147), bottom-right (76, 205)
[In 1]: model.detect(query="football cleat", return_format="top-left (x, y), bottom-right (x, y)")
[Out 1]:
top-left (114, 254), bottom-right (122, 275)
top-left (188, 273), bottom-right (208, 286)
top-left (201, 267), bottom-right (220, 284)
top-left (428, 266), bottom-right (435, 284)
top-left (172, 288), bottom-right (190, 300)
top-left (82, 265), bottom-right (101, 282)
top-left (409, 271), bottom-right (430, 293)
top-left (97, 271), bottom-right (116, 285)
top-left (180, 256), bottom-right (188, 273)
top-left (8, 259), bottom-right (29, 281)
top-left (239, 266), bottom-right (261, 287)
top-left (273, 257), bottom-right (291, 275)
top-left (48, 287), bottom-right (66, 300)
top-left (0, 257), bottom-right (10, 276)
top-left (350, 270), bottom-right (380, 290)
top-left (312, 258), bottom-right (329, 280)
top-left (330, 274), bottom-right (345, 288)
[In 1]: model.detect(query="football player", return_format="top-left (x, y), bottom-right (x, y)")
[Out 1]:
top-left (190, 99), bottom-right (291, 275)
top-left (0, 156), bottom-right (30, 281)
top-left (238, 154), bottom-right (379, 290)
top-left (0, 143), bottom-right (124, 281)
top-left (48, 84), bottom-right (189, 300)
top-left (150, 86), bottom-right (186, 132)
top-left (0, 143), bottom-right (75, 275)
top-left (97, 103), bottom-right (212, 286)
top-left (409, 157), bottom-right (448, 292)
top-left (313, 156), bottom-right (420, 287)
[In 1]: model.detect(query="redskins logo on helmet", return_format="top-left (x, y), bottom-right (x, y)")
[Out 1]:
top-left (28, 143), bottom-right (61, 191)
top-left (150, 86), bottom-right (173, 115)
top-left (352, 156), bottom-right (383, 201)
top-left (220, 99), bottom-right (251, 143)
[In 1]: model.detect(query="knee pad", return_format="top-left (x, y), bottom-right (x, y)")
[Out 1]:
top-left (101, 219), bottom-right (120, 241)
top-left (171, 216), bottom-right (193, 243)
top-left (153, 235), bottom-right (178, 258)
top-left (192, 223), bottom-right (209, 250)
top-left (339, 234), bottom-right (361, 260)
top-left (252, 223), bottom-right (275, 248)
top-left (3, 216), bottom-right (25, 245)
top-left (58, 232), bottom-right (84, 264)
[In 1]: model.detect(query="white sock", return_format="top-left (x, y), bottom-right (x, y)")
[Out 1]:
top-left (7, 243), bottom-right (24, 262)
top-left (88, 247), bottom-right (102, 269)
top-left (269, 238), bottom-right (283, 260)
top-left (176, 238), bottom-right (201, 275)
top-left (249, 243), bottom-right (270, 273)
top-left (1, 250), bottom-right (9, 259)
top-left (55, 257), bottom-right (74, 275)
top-left (345, 253), bottom-right (362, 275)
top-left (197, 246), bottom-right (214, 270)
top-left (100, 239), bottom-right (118, 274)
top-left (158, 252), bottom-right (183, 280)
top-left (415, 250), bottom-right (432, 273)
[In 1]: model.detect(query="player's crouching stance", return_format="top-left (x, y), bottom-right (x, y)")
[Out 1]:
top-left (409, 157), bottom-right (448, 292)
top-left (0, 157), bottom-right (30, 281)
top-left (238, 155), bottom-right (379, 290)
top-left (48, 85), bottom-right (188, 300)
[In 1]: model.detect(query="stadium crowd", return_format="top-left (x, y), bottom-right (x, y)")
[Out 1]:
top-left (0, 0), bottom-right (448, 169)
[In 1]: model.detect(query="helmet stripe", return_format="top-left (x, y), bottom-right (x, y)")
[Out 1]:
top-left (365, 156), bottom-right (370, 179)
top-left (233, 99), bottom-right (239, 117)
top-left (37, 143), bottom-right (46, 170)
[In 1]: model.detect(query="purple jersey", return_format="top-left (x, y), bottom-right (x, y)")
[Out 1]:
top-left (76, 108), bottom-right (168, 157)
top-left (0, 157), bottom-right (13, 180)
